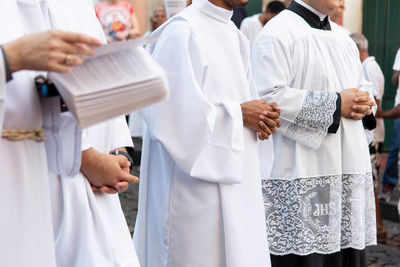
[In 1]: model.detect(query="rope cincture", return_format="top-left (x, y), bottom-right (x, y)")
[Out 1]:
top-left (1, 129), bottom-right (46, 142)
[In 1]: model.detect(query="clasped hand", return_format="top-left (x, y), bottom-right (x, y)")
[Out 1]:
top-left (340, 88), bottom-right (375, 120)
top-left (241, 100), bottom-right (281, 140)
top-left (81, 148), bottom-right (139, 194)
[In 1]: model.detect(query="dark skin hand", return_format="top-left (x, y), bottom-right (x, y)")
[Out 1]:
top-left (392, 71), bottom-right (399, 89)
top-left (241, 100), bottom-right (281, 140)
top-left (376, 103), bottom-right (400, 119)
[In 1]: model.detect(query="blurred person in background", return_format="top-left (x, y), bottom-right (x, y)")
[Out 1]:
top-left (378, 48), bottom-right (400, 202)
top-left (144, 7), bottom-right (167, 37)
top-left (330, 0), bottom-right (350, 35)
top-left (240, 0), bottom-right (285, 46)
top-left (95, 0), bottom-right (141, 42)
top-left (283, 0), bottom-right (293, 7)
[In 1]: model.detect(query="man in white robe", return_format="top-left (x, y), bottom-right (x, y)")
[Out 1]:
top-left (240, 0), bottom-right (285, 46)
top-left (0, 1), bottom-right (101, 266)
top-left (252, 0), bottom-right (377, 266)
top-left (16, 0), bottom-right (141, 266)
top-left (133, 0), bottom-right (281, 266)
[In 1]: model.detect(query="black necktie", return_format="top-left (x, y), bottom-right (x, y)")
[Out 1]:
top-left (319, 16), bottom-right (331, 31)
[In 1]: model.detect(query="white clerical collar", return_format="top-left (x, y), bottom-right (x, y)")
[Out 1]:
top-left (192, 0), bottom-right (233, 23)
top-left (295, 0), bottom-right (327, 21)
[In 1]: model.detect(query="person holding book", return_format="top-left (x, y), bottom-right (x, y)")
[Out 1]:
top-left (0, 1), bottom-right (101, 267)
top-left (16, 0), bottom-right (143, 266)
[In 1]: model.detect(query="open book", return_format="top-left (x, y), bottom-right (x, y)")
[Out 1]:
top-left (49, 37), bottom-right (169, 129)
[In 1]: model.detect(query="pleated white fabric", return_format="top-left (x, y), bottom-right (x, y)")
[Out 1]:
top-left (252, 9), bottom-right (377, 256)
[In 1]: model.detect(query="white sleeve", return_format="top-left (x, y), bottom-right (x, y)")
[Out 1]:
top-left (0, 51), bottom-right (6, 130)
top-left (109, 116), bottom-right (133, 151)
top-left (251, 35), bottom-right (337, 150)
top-left (364, 62), bottom-right (384, 100)
top-left (393, 49), bottom-right (400, 71)
top-left (144, 21), bottom-right (245, 184)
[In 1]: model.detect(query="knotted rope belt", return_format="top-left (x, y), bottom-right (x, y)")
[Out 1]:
top-left (1, 129), bottom-right (45, 142)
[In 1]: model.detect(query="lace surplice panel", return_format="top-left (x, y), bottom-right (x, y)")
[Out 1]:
top-left (262, 173), bottom-right (376, 255)
top-left (284, 91), bottom-right (337, 149)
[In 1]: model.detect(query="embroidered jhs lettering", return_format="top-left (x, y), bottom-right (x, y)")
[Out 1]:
top-left (313, 203), bottom-right (336, 216)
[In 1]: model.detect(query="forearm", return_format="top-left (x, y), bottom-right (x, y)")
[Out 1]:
top-left (80, 148), bottom-right (101, 178)
top-left (377, 106), bottom-right (400, 119)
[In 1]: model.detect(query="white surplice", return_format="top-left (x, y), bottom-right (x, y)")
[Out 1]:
top-left (133, 0), bottom-right (270, 266)
top-left (240, 13), bottom-right (262, 46)
top-left (252, 10), bottom-right (376, 256)
top-left (0, 1), bottom-right (56, 267)
top-left (17, 0), bottom-right (140, 266)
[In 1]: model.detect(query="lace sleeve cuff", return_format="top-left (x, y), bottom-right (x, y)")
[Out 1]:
top-left (284, 91), bottom-right (338, 149)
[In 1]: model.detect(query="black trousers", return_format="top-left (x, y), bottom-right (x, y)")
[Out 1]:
top-left (271, 248), bottom-right (366, 267)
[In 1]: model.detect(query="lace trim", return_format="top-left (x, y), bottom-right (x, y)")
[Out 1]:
top-left (262, 173), bottom-right (376, 255)
top-left (285, 91), bottom-right (337, 149)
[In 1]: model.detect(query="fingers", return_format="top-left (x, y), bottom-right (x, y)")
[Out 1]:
top-left (58, 30), bottom-right (102, 47)
top-left (262, 111), bottom-right (279, 120)
top-left (62, 41), bottom-right (95, 57)
top-left (116, 155), bottom-right (131, 169)
top-left (98, 185), bottom-right (118, 194)
top-left (270, 102), bottom-right (281, 113)
top-left (260, 115), bottom-right (277, 129)
top-left (352, 105), bottom-right (372, 115)
top-left (353, 95), bottom-right (370, 103)
top-left (114, 182), bottom-right (129, 193)
top-left (257, 131), bottom-right (270, 140)
top-left (275, 118), bottom-right (282, 128)
top-left (259, 121), bottom-right (273, 134)
top-left (91, 184), bottom-right (118, 194)
top-left (91, 185), bottom-right (101, 192)
top-left (349, 112), bottom-right (366, 120)
top-left (119, 171), bottom-right (139, 184)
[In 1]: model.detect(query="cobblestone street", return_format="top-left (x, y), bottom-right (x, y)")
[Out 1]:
top-left (367, 220), bottom-right (400, 266)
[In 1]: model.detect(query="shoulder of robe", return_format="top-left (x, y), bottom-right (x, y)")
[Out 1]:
top-left (255, 10), bottom-right (307, 47)
top-left (152, 14), bottom-right (193, 41)
top-left (240, 17), bottom-right (251, 29)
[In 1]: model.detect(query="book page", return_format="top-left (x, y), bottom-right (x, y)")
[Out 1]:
top-left (49, 46), bottom-right (164, 96)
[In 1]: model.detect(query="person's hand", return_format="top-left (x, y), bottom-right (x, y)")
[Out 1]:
top-left (81, 149), bottom-right (138, 194)
top-left (91, 181), bottom-right (130, 194)
top-left (2, 30), bottom-right (101, 73)
top-left (340, 88), bottom-right (375, 120)
top-left (241, 100), bottom-right (281, 140)
top-left (257, 102), bottom-right (281, 140)
top-left (91, 157), bottom-right (133, 194)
